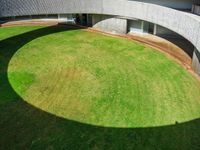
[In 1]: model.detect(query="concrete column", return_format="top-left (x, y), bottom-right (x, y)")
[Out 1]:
top-left (143, 21), bottom-right (150, 33)
top-left (153, 24), bottom-right (157, 35)
top-left (192, 4), bottom-right (200, 15)
top-left (141, 21), bottom-right (144, 32)
top-left (192, 48), bottom-right (200, 75)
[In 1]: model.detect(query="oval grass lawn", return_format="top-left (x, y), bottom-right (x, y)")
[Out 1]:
top-left (5, 26), bottom-right (200, 128)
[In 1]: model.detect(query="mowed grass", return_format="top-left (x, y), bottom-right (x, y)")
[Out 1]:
top-left (1, 26), bottom-right (200, 149)
top-left (5, 26), bottom-right (200, 127)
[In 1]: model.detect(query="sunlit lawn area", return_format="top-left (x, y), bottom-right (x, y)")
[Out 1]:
top-left (0, 26), bottom-right (200, 149)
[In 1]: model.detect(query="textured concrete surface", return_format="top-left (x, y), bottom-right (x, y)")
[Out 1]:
top-left (130, 0), bottom-right (193, 9)
top-left (0, 0), bottom-right (200, 74)
top-left (92, 15), bottom-right (127, 34)
top-left (192, 48), bottom-right (200, 74)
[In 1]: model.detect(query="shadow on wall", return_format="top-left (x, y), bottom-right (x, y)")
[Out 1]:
top-left (157, 34), bottom-right (195, 58)
top-left (0, 21), bottom-right (7, 27)
top-left (0, 26), bottom-right (200, 150)
top-left (128, 0), bottom-right (193, 10)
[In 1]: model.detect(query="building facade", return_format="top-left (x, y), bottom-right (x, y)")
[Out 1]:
top-left (0, 0), bottom-right (200, 75)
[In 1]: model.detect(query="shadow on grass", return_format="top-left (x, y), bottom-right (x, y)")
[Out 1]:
top-left (0, 25), bottom-right (200, 150)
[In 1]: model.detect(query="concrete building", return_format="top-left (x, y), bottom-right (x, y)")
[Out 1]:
top-left (0, 0), bottom-right (200, 75)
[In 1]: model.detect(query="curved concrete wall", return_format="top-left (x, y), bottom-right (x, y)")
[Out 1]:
top-left (0, 0), bottom-right (200, 52)
top-left (130, 0), bottom-right (193, 9)
top-left (1, 0), bottom-right (200, 57)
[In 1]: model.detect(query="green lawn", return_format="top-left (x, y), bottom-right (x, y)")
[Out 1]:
top-left (0, 26), bottom-right (200, 149)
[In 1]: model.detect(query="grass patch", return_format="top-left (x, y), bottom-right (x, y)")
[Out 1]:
top-left (0, 26), bottom-right (200, 149)
top-left (6, 26), bottom-right (200, 127)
